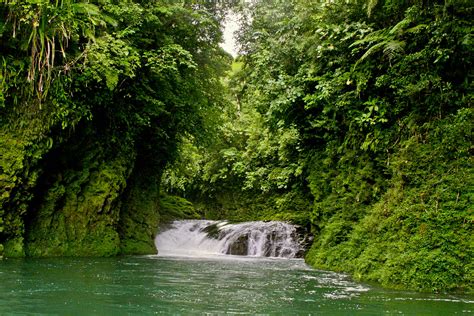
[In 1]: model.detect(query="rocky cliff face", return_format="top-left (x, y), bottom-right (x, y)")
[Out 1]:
top-left (0, 109), bottom-right (52, 257)
top-left (0, 119), bottom-right (163, 258)
top-left (118, 157), bottom-right (163, 255)
top-left (25, 136), bottom-right (133, 256)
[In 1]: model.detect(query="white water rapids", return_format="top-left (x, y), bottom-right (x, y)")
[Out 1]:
top-left (155, 220), bottom-right (302, 258)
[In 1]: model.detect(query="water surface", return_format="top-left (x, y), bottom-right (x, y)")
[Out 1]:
top-left (0, 256), bottom-right (472, 315)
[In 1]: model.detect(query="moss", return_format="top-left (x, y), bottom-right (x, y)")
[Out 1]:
top-left (24, 137), bottom-right (133, 257)
top-left (118, 193), bottom-right (158, 255)
top-left (195, 189), bottom-right (312, 228)
top-left (118, 159), bottom-right (162, 255)
top-left (1, 114), bottom-right (169, 258)
top-left (305, 110), bottom-right (473, 293)
top-left (119, 238), bottom-right (156, 256)
top-left (4, 237), bottom-right (25, 257)
top-left (0, 113), bottom-right (52, 258)
top-left (159, 193), bottom-right (200, 222)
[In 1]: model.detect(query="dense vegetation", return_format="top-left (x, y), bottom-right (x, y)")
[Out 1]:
top-left (162, 0), bottom-right (473, 293)
top-left (0, 0), bottom-right (230, 256)
top-left (1, 0), bottom-right (472, 294)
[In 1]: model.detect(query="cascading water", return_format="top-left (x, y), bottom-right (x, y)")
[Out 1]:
top-left (155, 220), bottom-right (303, 259)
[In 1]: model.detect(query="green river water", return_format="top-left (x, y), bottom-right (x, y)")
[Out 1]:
top-left (0, 255), bottom-right (472, 315)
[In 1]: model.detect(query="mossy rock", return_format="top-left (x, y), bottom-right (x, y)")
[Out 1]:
top-left (120, 239), bottom-right (157, 255)
top-left (0, 122), bottom-right (51, 258)
top-left (24, 139), bottom-right (133, 257)
top-left (159, 193), bottom-right (200, 222)
top-left (305, 111), bottom-right (473, 293)
top-left (118, 160), bottom-right (162, 255)
top-left (4, 237), bottom-right (25, 257)
top-left (226, 234), bottom-right (249, 256)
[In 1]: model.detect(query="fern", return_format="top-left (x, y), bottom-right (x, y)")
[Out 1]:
top-left (406, 24), bottom-right (428, 34)
top-left (367, 0), bottom-right (379, 17)
top-left (352, 12), bottom-right (413, 69)
top-left (389, 17), bottom-right (412, 35)
top-left (353, 41), bottom-right (386, 69)
top-left (350, 29), bottom-right (388, 47)
top-left (383, 40), bottom-right (405, 62)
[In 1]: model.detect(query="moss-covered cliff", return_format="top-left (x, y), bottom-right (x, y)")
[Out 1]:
top-left (0, 116), bottom-right (158, 257)
top-left (0, 106), bottom-right (55, 257)
top-left (118, 155), bottom-right (163, 256)
top-left (25, 130), bottom-right (134, 257)
top-left (0, 1), bottom-right (229, 258)
top-left (305, 109), bottom-right (473, 292)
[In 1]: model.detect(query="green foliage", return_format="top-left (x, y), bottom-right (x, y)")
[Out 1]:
top-left (0, 1), bottom-right (231, 256)
top-left (159, 193), bottom-right (201, 223)
top-left (25, 136), bottom-right (133, 257)
top-left (4, 237), bottom-right (24, 257)
top-left (1, 0), bottom-right (114, 100)
top-left (162, 0), bottom-right (473, 293)
top-left (161, 72), bottom-right (311, 225)
top-left (307, 108), bottom-right (473, 292)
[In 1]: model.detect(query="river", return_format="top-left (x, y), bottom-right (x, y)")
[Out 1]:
top-left (0, 256), bottom-right (472, 315)
top-left (0, 220), bottom-right (472, 315)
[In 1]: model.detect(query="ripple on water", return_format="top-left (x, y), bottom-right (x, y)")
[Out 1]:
top-left (0, 256), bottom-right (472, 315)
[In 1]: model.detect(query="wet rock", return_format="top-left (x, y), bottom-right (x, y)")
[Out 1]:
top-left (226, 234), bottom-right (248, 255)
top-left (201, 223), bottom-right (220, 239)
top-left (294, 224), bottom-right (313, 258)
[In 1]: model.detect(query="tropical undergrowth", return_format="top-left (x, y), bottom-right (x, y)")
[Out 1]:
top-left (162, 0), bottom-right (473, 292)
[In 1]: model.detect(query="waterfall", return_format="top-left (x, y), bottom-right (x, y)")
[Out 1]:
top-left (155, 220), bottom-right (303, 259)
